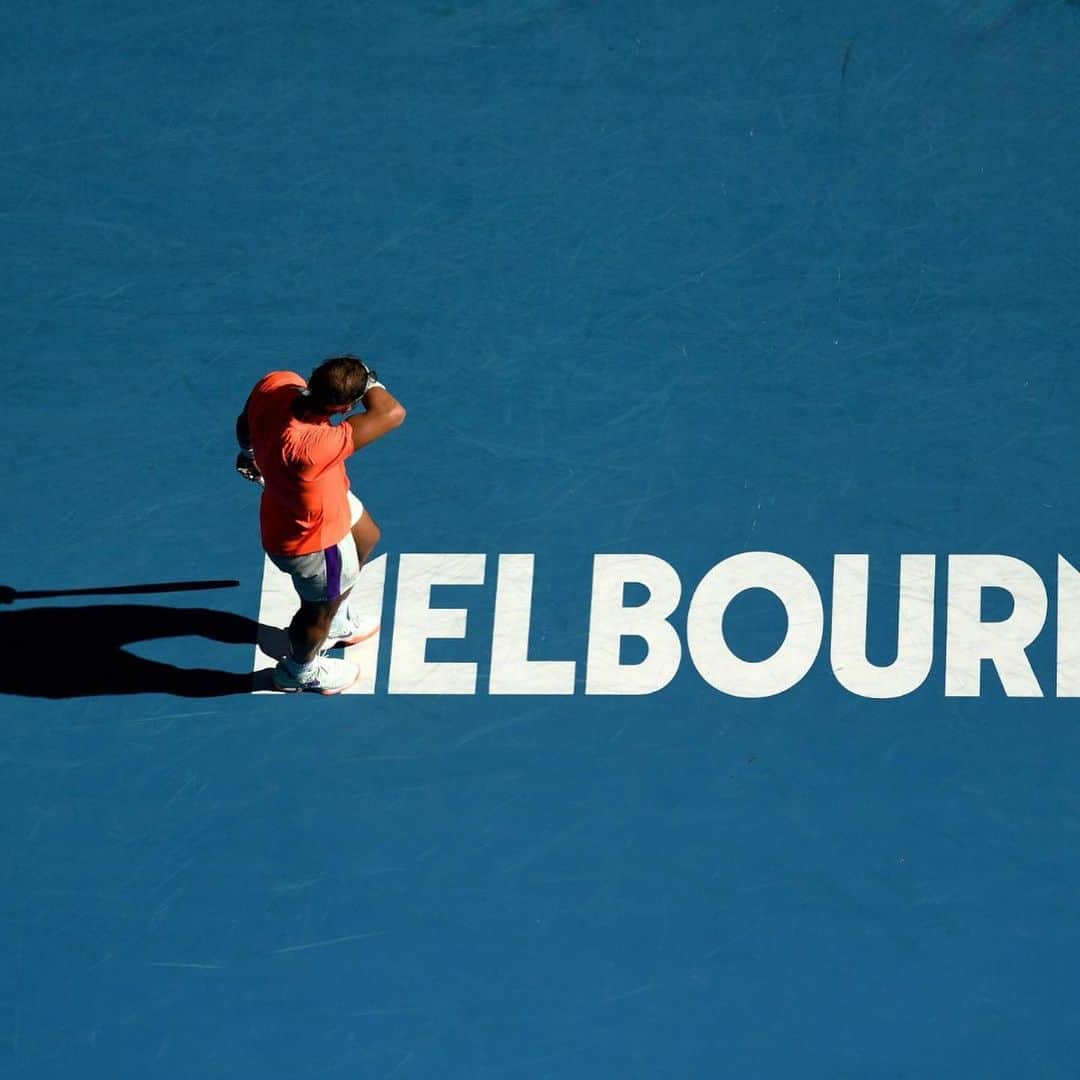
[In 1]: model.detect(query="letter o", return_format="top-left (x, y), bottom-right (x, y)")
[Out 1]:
top-left (687, 552), bottom-right (823, 697)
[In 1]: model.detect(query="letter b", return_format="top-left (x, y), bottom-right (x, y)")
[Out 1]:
top-left (585, 555), bottom-right (682, 694)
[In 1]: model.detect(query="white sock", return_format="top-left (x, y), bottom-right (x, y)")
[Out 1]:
top-left (285, 656), bottom-right (317, 676)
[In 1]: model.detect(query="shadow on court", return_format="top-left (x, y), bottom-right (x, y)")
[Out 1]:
top-left (0, 604), bottom-right (276, 698)
top-left (0, 578), bottom-right (240, 604)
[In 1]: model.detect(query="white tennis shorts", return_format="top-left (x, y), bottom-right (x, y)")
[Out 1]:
top-left (267, 493), bottom-right (365, 603)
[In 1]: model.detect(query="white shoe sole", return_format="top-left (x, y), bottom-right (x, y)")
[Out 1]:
top-left (273, 667), bottom-right (361, 695)
top-left (324, 622), bottom-right (381, 649)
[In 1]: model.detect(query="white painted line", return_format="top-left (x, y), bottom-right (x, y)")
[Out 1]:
top-left (253, 555), bottom-right (296, 694)
top-left (342, 554), bottom-right (386, 694)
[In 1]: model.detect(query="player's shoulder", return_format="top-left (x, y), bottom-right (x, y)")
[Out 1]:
top-left (293, 415), bottom-right (352, 465)
top-left (253, 370), bottom-right (306, 397)
top-left (306, 415), bottom-right (352, 450)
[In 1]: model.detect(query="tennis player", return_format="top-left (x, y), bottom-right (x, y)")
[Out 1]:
top-left (236, 356), bottom-right (406, 693)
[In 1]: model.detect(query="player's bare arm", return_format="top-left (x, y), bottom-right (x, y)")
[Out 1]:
top-left (346, 384), bottom-right (407, 451)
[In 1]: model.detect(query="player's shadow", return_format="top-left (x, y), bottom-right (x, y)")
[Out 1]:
top-left (0, 604), bottom-right (288, 698)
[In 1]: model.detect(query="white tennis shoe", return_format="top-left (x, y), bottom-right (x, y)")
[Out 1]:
top-left (325, 603), bottom-right (380, 647)
top-left (273, 656), bottom-right (360, 695)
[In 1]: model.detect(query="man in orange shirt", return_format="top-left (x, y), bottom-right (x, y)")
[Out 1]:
top-left (236, 356), bottom-right (406, 693)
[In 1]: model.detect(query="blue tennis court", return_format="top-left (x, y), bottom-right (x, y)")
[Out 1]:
top-left (4, 1), bottom-right (1080, 1075)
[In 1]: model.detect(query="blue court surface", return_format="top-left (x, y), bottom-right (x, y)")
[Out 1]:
top-left (4, 1), bottom-right (1080, 1075)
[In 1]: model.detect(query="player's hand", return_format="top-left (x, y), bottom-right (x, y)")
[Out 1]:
top-left (235, 451), bottom-right (264, 486)
top-left (360, 362), bottom-right (381, 394)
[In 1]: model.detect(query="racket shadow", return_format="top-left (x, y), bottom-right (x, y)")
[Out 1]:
top-left (0, 580), bottom-right (239, 604)
top-left (0, 604), bottom-right (271, 698)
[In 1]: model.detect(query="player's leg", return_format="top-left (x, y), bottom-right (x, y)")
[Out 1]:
top-left (288, 591), bottom-right (350, 664)
top-left (351, 505), bottom-right (381, 567)
top-left (325, 496), bottom-right (382, 646)
top-left (270, 541), bottom-right (361, 694)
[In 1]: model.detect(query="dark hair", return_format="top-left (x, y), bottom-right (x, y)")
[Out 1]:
top-left (307, 356), bottom-right (368, 408)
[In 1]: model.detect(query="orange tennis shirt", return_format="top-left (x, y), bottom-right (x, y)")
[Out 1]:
top-left (246, 371), bottom-right (355, 556)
